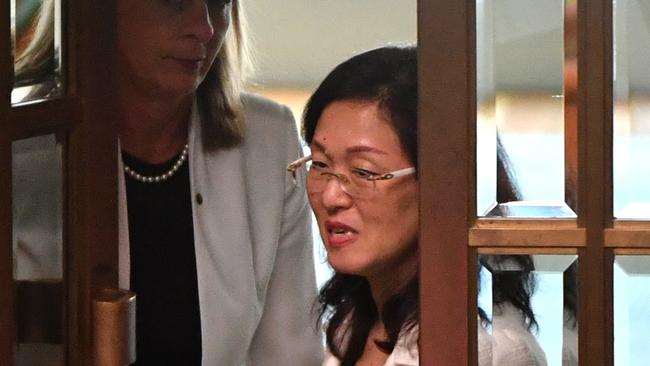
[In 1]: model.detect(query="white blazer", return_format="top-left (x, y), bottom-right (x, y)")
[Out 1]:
top-left (118, 94), bottom-right (323, 365)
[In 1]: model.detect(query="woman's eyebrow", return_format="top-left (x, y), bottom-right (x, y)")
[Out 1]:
top-left (311, 140), bottom-right (388, 158)
top-left (310, 140), bottom-right (334, 161)
top-left (346, 145), bottom-right (388, 155)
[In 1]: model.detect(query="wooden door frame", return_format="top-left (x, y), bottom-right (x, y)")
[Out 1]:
top-left (67, 0), bottom-right (119, 364)
top-left (418, 1), bottom-right (614, 365)
top-left (0, 0), bottom-right (119, 365)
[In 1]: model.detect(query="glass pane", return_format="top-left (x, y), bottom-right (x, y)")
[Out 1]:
top-left (12, 134), bottom-right (65, 366)
top-left (478, 254), bottom-right (578, 366)
top-left (614, 255), bottom-right (650, 365)
top-left (613, 0), bottom-right (650, 219)
top-left (11, 0), bottom-right (63, 105)
top-left (476, 0), bottom-right (575, 218)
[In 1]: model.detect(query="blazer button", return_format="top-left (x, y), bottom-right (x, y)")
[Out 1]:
top-left (195, 193), bottom-right (203, 205)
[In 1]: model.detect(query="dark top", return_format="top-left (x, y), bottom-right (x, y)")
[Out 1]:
top-left (123, 150), bottom-right (202, 366)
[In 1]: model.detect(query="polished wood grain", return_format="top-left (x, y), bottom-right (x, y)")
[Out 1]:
top-left (470, 219), bottom-right (586, 246)
top-left (418, 1), bottom-right (474, 365)
top-left (66, 0), bottom-right (119, 364)
top-left (576, 0), bottom-right (613, 364)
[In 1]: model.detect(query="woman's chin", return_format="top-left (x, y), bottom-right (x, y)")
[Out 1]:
top-left (151, 74), bottom-right (203, 99)
top-left (327, 256), bottom-right (369, 277)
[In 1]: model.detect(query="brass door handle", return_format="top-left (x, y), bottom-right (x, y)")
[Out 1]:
top-left (93, 288), bottom-right (136, 366)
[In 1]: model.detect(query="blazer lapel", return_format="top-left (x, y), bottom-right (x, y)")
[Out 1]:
top-left (188, 106), bottom-right (258, 365)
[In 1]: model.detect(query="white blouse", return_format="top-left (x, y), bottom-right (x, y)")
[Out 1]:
top-left (490, 302), bottom-right (548, 366)
top-left (323, 327), bottom-right (418, 366)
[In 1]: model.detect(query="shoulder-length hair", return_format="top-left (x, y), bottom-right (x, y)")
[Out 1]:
top-left (303, 45), bottom-right (418, 365)
top-left (197, 0), bottom-right (252, 150)
top-left (15, 0), bottom-right (55, 86)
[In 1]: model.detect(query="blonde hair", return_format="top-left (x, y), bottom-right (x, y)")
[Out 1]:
top-left (198, 0), bottom-right (253, 150)
top-left (14, 0), bottom-right (55, 85)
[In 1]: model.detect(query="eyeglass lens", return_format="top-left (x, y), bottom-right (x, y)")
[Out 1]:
top-left (305, 166), bottom-right (376, 198)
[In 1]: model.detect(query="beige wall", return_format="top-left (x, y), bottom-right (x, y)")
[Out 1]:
top-left (244, 0), bottom-right (417, 88)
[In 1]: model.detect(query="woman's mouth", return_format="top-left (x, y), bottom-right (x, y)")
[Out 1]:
top-left (169, 57), bottom-right (204, 72)
top-left (325, 221), bottom-right (358, 248)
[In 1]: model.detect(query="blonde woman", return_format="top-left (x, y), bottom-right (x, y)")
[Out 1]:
top-left (116, 1), bottom-right (321, 364)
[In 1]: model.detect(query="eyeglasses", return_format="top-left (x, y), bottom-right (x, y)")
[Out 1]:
top-left (287, 155), bottom-right (416, 199)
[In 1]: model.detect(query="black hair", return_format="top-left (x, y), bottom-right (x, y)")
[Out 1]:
top-left (477, 143), bottom-right (540, 332)
top-left (304, 45), bottom-right (417, 365)
top-left (303, 45), bottom-right (417, 167)
top-left (496, 136), bottom-right (521, 204)
top-left (563, 261), bottom-right (578, 329)
top-left (480, 255), bottom-right (539, 332)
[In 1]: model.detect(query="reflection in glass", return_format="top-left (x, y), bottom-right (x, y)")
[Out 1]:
top-left (12, 134), bottom-right (65, 366)
top-left (613, 0), bottom-right (650, 219)
top-left (614, 255), bottom-right (650, 365)
top-left (11, 0), bottom-right (63, 105)
top-left (478, 254), bottom-right (578, 366)
top-left (476, 0), bottom-right (572, 217)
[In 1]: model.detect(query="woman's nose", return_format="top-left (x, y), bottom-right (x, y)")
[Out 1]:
top-left (320, 177), bottom-right (353, 212)
top-left (183, 1), bottom-right (215, 43)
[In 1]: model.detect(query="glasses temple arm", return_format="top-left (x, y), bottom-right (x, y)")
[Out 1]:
top-left (287, 154), bottom-right (312, 183)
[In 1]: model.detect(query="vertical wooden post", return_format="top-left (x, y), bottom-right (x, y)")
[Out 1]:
top-left (418, 1), bottom-right (475, 365)
top-left (66, 0), bottom-right (119, 365)
top-left (577, 0), bottom-right (613, 365)
top-left (0, 0), bottom-right (15, 364)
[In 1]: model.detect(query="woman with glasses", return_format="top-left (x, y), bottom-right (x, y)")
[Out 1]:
top-left (288, 45), bottom-right (528, 365)
top-left (289, 45), bottom-right (418, 365)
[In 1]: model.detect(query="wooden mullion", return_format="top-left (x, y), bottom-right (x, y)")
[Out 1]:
top-left (470, 234), bottom-right (584, 247)
top-left (576, 0), bottom-right (613, 365)
top-left (477, 247), bottom-right (578, 255)
top-left (66, 0), bottom-right (118, 364)
top-left (605, 220), bottom-right (650, 246)
top-left (470, 218), bottom-right (586, 246)
top-left (418, 0), bottom-right (474, 365)
top-left (7, 97), bottom-right (78, 139)
top-left (612, 248), bottom-right (650, 255)
top-left (605, 230), bottom-right (650, 247)
top-left (1, 0), bottom-right (14, 364)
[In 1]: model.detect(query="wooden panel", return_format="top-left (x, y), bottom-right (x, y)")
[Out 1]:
top-left (418, 0), bottom-right (473, 365)
top-left (470, 219), bottom-right (586, 246)
top-left (576, 0), bottom-right (613, 365)
top-left (65, 0), bottom-right (119, 365)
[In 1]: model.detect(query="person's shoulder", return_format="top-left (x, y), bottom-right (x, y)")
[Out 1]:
top-left (241, 92), bottom-right (294, 127)
top-left (239, 93), bottom-right (301, 163)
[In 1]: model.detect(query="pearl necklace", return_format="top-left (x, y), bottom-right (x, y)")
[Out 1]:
top-left (123, 144), bottom-right (189, 183)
